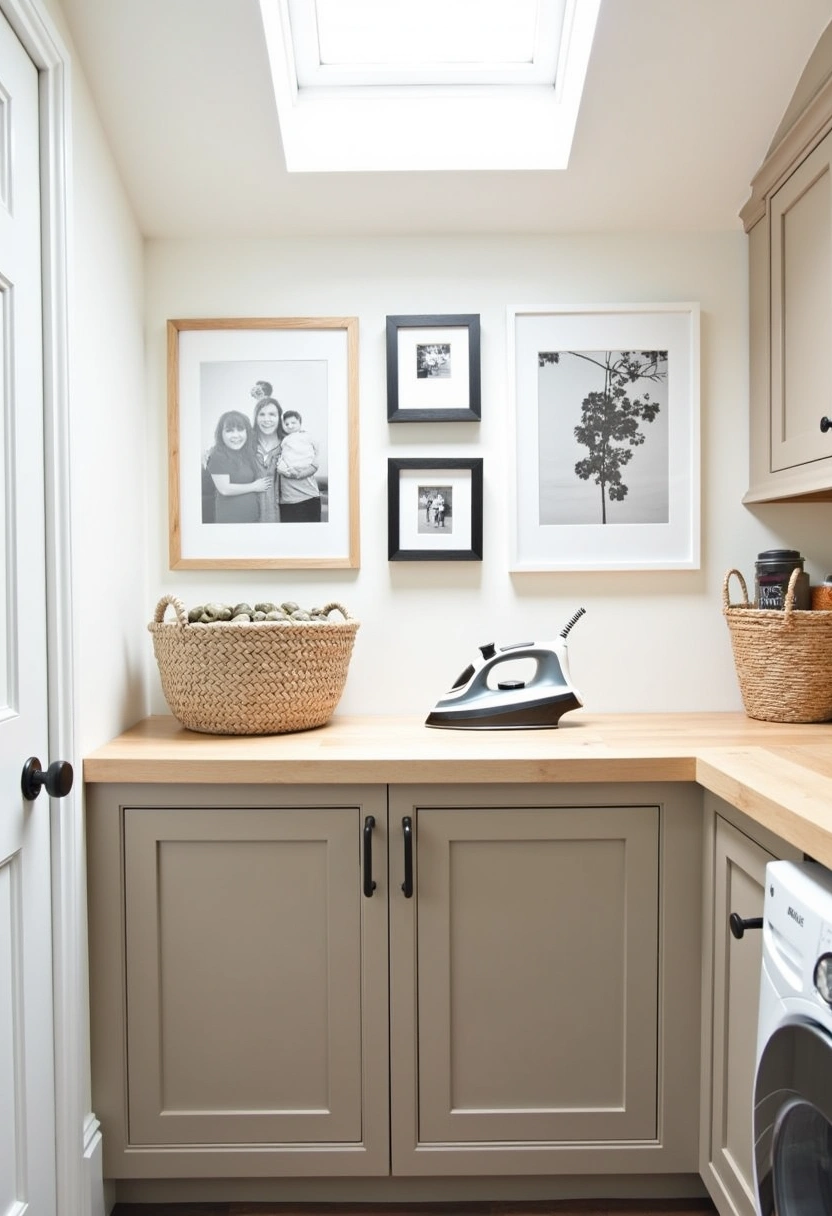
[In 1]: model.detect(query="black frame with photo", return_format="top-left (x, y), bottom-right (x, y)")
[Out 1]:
top-left (388, 457), bottom-right (483, 561)
top-left (386, 314), bottom-right (481, 422)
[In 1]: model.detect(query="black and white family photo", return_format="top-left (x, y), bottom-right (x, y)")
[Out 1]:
top-left (199, 359), bottom-right (329, 525)
top-left (537, 348), bottom-right (669, 526)
top-left (418, 485), bottom-right (453, 533)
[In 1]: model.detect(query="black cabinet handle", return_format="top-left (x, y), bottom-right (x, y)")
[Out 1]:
top-left (821, 416), bottom-right (831, 433)
top-left (729, 912), bottom-right (763, 939)
top-left (401, 816), bottom-right (413, 898)
top-left (363, 815), bottom-right (377, 897)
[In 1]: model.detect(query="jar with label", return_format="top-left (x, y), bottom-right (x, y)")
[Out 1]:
top-left (754, 549), bottom-right (811, 610)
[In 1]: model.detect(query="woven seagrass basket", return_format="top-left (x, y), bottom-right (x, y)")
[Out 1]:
top-left (723, 568), bottom-right (832, 723)
top-left (149, 595), bottom-right (359, 735)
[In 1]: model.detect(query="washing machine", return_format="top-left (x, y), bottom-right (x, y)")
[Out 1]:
top-left (753, 859), bottom-right (832, 1215)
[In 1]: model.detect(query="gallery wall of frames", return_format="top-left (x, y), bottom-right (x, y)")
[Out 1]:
top-left (169, 305), bottom-right (700, 574)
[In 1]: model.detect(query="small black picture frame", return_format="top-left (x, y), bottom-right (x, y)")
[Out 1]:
top-left (386, 314), bottom-right (481, 422)
top-left (388, 457), bottom-right (483, 561)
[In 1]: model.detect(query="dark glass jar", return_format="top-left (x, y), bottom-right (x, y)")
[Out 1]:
top-left (754, 549), bottom-right (811, 610)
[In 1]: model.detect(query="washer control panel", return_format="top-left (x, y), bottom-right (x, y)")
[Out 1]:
top-left (764, 860), bottom-right (832, 999)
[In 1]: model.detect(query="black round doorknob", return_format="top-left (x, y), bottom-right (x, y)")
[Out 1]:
top-left (821, 416), bottom-right (832, 433)
top-left (729, 911), bottom-right (763, 939)
top-left (21, 757), bottom-right (74, 802)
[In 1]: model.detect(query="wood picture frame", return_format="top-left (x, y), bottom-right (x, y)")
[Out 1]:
top-left (386, 314), bottom-right (481, 422)
top-left (388, 457), bottom-right (483, 561)
top-left (167, 317), bottom-right (359, 569)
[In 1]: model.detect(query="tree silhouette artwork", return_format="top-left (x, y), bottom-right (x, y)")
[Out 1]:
top-left (538, 349), bottom-right (668, 524)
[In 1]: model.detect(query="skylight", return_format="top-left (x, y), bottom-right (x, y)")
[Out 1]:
top-left (259, 0), bottom-right (601, 172)
top-left (291, 0), bottom-right (560, 85)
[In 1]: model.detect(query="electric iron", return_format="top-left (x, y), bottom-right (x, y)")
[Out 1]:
top-left (425, 608), bottom-right (586, 730)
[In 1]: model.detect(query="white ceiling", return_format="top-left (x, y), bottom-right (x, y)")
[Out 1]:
top-left (57, 0), bottom-right (832, 238)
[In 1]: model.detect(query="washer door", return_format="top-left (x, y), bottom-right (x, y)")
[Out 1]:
top-left (755, 1020), bottom-right (832, 1215)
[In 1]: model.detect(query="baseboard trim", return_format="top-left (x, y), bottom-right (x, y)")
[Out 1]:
top-left (111, 1203), bottom-right (716, 1216)
top-left (109, 1174), bottom-right (711, 1207)
top-left (83, 1114), bottom-right (107, 1216)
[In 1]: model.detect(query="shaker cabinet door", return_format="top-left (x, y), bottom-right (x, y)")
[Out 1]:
top-left (706, 816), bottom-right (772, 1216)
top-left (700, 803), bottom-right (800, 1216)
top-left (124, 805), bottom-right (379, 1149)
top-left (388, 789), bottom-right (677, 1176)
top-left (86, 786), bottom-right (390, 1179)
top-left (770, 128), bottom-right (832, 474)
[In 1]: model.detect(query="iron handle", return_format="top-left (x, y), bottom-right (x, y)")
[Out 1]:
top-left (363, 815), bottom-right (377, 897)
top-left (21, 757), bottom-right (73, 802)
top-left (821, 416), bottom-right (831, 433)
top-left (402, 816), bottom-right (413, 898)
top-left (729, 912), bottom-right (763, 939)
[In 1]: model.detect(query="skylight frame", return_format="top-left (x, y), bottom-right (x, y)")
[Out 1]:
top-left (258, 0), bottom-right (601, 173)
top-left (287, 0), bottom-right (567, 88)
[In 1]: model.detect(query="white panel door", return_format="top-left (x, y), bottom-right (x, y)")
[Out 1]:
top-left (0, 8), bottom-right (56, 1216)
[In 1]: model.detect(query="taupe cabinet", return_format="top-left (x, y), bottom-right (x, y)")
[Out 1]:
top-left (88, 784), bottom-right (390, 1179)
top-left (768, 130), bottom-right (832, 481)
top-left (389, 784), bottom-right (702, 1176)
top-left (121, 799), bottom-right (389, 1163)
top-left (742, 41), bottom-right (832, 501)
top-left (86, 781), bottom-right (703, 1182)
top-left (699, 795), bottom-right (800, 1216)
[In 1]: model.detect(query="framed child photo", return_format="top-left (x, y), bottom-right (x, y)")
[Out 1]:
top-left (386, 314), bottom-right (481, 422)
top-left (167, 317), bottom-right (360, 569)
top-left (508, 303), bottom-right (700, 571)
top-left (388, 457), bottom-right (483, 561)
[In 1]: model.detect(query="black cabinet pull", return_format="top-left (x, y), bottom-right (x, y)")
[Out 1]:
top-left (729, 912), bottom-right (763, 939)
top-left (363, 815), bottom-right (377, 897)
top-left (401, 816), bottom-right (413, 898)
top-left (821, 416), bottom-right (831, 433)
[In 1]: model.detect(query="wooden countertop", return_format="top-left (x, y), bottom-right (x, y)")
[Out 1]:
top-left (84, 712), bottom-right (832, 864)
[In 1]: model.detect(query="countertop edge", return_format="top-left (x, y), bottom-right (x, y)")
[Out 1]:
top-left (82, 754), bottom-right (698, 785)
top-left (82, 713), bottom-right (832, 865)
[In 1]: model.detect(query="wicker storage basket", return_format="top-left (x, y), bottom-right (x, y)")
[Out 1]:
top-left (723, 568), bottom-right (832, 723)
top-left (149, 595), bottom-right (359, 735)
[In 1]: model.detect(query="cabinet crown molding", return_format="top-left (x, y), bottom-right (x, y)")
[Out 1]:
top-left (741, 70), bottom-right (832, 231)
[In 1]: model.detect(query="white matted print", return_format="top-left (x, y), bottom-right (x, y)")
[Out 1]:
top-left (508, 304), bottom-right (700, 570)
top-left (386, 315), bottom-right (481, 421)
top-left (168, 318), bottom-right (359, 569)
top-left (388, 458), bottom-right (483, 561)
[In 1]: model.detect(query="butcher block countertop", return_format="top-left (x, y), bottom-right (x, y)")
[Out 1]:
top-left (84, 712), bottom-right (832, 865)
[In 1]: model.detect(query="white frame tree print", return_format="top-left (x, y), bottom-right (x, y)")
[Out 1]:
top-left (509, 304), bottom-right (700, 571)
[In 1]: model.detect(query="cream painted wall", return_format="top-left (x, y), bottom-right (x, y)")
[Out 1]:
top-left (38, 0), bottom-right (147, 757)
top-left (146, 235), bottom-right (832, 719)
top-left (63, 39), bottom-right (147, 753)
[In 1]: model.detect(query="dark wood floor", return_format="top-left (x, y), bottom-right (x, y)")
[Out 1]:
top-left (111, 1201), bottom-right (718, 1216)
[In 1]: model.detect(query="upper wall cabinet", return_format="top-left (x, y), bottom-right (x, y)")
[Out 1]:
top-left (742, 27), bottom-right (832, 503)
